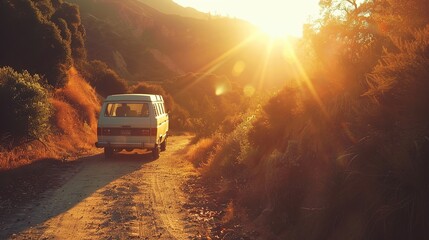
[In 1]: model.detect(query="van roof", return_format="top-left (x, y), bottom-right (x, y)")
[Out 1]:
top-left (105, 94), bottom-right (164, 102)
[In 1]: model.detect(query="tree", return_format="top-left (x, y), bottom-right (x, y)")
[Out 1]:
top-left (80, 60), bottom-right (128, 97)
top-left (0, 0), bottom-right (72, 87)
top-left (0, 0), bottom-right (87, 88)
top-left (52, 1), bottom-right (87, 65)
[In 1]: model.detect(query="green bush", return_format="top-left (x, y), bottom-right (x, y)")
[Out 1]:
top-left (0, 67), bottom-right (53, 145)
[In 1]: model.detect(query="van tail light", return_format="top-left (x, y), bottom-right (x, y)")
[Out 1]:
top-left (98, 128), bottom-right (113, 136)
top-left (150, 128), bottom-right (157, 136)
top-left (139, 128), bottom-right (156, 136)
top-left (140, 128), bottom-right (151, 136)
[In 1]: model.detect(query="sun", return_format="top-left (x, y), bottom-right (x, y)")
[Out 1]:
top-left (241, 1), bottom-right (320, 38)
top-left (173, 0), bottom-right (320, 38)
top-left (254, 17), bottom-right (303, 38)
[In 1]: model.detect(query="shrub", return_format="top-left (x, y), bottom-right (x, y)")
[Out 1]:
top-left (80, 60), bottom-right (128, 97)
top-left (186, 137), bottom-right (218, 168)
top-left (0, 67), bottom-right (52, 145)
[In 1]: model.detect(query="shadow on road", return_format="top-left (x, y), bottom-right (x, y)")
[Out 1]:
top-left (0, 150), bottom-right (155, 238)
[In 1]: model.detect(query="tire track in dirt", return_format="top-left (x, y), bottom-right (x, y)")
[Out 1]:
top-left (1, 135), bottom-right (206, 240)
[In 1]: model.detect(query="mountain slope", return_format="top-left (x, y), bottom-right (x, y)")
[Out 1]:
top-left (69, 0), bottom-right (177, 82)
top-left (70, 0), bottom-right (294, 89)
top-left (137, 0), bottom-right (208, 19)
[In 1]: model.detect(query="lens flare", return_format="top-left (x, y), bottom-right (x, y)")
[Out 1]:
top-left (215, 85), bottom-right (226, 96)
top-left (232, 60), bottom-right (246, 77)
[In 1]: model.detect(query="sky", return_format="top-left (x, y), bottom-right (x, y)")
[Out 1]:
top-left (172, 0), bottom-right (321, 37)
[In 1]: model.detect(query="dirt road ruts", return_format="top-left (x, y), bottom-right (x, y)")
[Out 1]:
top-left (0, 135), bottom-right (210, 239)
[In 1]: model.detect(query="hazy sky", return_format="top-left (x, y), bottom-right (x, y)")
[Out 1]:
top-left (172, 0), bottom-right (321, 37)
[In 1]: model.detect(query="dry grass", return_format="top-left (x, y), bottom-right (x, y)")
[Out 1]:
top-left (186, 137), bottom-right (218, 168)
top-left (0, 67), bottom-right (101, 171)
top-left (55, 67), bottom-right (100, 131)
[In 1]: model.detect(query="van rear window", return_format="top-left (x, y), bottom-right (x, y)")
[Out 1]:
top-left (104, 103), bottom-right (149, 117)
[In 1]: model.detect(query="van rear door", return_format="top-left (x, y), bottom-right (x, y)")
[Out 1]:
top-left (98, 101), bottom-right (155, 145)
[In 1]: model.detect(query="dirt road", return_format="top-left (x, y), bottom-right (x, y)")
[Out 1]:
top-left (0, 135), bottom-right (215, 239)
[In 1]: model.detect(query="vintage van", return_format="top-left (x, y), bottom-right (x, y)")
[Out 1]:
top-left (95, 94), bottom-right (169, 159)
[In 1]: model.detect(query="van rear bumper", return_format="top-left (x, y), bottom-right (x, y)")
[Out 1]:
top-left (95, 141), bottom-right (156, 149)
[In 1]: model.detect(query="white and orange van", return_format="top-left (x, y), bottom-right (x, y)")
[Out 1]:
top-left (95, 94), bottom-right (169, 159)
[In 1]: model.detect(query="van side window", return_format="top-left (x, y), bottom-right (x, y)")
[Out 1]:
top-left (156, 103), bottom-right (161, 115)
top-left (153, 104), bottom-right (159, 116)
top-left (158, 103), bottom-right (165, 115)
top-left (160, 103), bottom-right (166, 114)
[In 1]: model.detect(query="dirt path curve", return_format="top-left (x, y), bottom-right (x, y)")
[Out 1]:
top-left (0, 135), bottom-right (207, 239)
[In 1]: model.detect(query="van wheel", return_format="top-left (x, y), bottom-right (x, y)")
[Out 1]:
top-left (152, 145), bottom-right (160, 159)
top-left (104, 147), bottom-right (114, 158)
top-left (160, 138), bottom-right (167, 152)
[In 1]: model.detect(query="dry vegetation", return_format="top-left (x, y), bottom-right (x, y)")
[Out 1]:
top-left (0, 68), bottom-right (100, 170)
top-left (186, 1), bottom-right (429, 239)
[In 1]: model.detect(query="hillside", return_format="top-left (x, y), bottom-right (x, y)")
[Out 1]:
top-left (137, 0), bottom-right (208, 19)
top-left (68, 0), bottom-right (175, 82)
top-left (69, 0), bottom-right (294, 89)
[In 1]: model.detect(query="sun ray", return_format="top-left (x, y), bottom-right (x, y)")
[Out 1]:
top-left (176, 32), bottom-right (261, 96)
top-left (282, 40), bottom-right (329, 118)
top-left (255, 37), bottom-right (275, 91)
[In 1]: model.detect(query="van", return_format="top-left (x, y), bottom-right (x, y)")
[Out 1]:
top-left (95, 94), bottom-right (169, 159)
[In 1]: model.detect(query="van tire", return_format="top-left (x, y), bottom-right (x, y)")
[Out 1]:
top-left (104, 147), bottom-right (114, 158)
top-left (152, 145), bottom-right (160, 159)
top-left (160, 138), bottom-right (167, 152)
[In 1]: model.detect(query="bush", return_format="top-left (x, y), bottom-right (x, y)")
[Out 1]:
top-left (186, 137), bottom-right (218, 168)
top-left (80, 60), bottom-right (128, 97)
top-left (0, 67), bottom-right (52, 145)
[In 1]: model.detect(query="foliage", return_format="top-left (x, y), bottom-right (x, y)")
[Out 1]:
top-left (0, 67), bottom-right (52, 145)
top-left (190, 1), bottom-right (429, 239)
top-left (355, 27), bottom-right (429, 239)
top-left (52, 1), bottom-right (87, 65)
top-left (0, 0), bottom-right (85, 88)
top-left (80, 60), bottom-right (128, 97)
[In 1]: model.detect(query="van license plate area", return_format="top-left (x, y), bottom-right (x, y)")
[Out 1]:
top-left (120, 129), bottom-right (132, 135)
